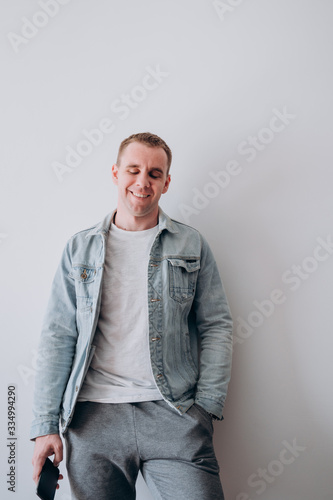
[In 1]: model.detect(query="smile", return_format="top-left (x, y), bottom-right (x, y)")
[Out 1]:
top-left (131, 191), bottom-right (150, 198)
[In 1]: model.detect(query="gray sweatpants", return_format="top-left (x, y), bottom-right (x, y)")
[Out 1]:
top-left (64, 400), bottom-right (224, 499)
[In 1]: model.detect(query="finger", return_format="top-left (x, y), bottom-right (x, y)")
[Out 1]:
top-left (32, 457), bottom-right (46, 484)
top-left (56, 476), bottom-right (63, 490)
top-left (53, 443), bottom-right (63, 467)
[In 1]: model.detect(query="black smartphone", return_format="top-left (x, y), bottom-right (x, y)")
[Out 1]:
top-left (36, 457), bottom-right (60, 500)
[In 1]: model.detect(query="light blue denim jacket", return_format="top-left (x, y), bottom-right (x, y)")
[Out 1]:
top-left (30, 209), bottom-right (233, 439)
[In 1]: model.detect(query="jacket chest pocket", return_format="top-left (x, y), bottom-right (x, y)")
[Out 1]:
top-left (168, 258), bottom-right (200, 303)
top-left (69, 266), bottom-right (97, 311)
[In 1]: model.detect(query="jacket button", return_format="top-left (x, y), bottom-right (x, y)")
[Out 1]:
top-left (75, 386), bottom-right (79, 392)
top-left (156, 374), bottom-right (163, 379)
top-left (81, 270), bottom-right (87, 279)
top-left (151, 337), bottom-right (160, 341)
top-left (151, 298), bottom-right (160, 302)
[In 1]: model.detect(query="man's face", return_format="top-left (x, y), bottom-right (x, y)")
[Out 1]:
top-left (111, 142), bottom-right (171, 224)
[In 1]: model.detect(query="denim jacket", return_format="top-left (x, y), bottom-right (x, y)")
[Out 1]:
top-left (30, 209), bottom-right (233, 439)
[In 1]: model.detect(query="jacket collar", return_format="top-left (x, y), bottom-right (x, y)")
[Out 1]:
top-left (85, 207), bottom-right (178, 237)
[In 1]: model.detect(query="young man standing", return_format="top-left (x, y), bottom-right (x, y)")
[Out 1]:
top-left (31, 133), bottom-right (233, 499)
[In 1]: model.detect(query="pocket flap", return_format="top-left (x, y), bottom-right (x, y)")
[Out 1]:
top-left (168, 259), bottom-right (200, 272)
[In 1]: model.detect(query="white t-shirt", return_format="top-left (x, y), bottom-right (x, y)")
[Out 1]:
top-left (78, 222), bottom-right (163, 403)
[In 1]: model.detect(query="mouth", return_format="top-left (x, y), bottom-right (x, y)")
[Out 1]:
top-left (130, 191), bottom-right (150, 198)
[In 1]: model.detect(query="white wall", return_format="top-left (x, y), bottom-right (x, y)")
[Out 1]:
top-left (1, 1), bottom-right (332, 499)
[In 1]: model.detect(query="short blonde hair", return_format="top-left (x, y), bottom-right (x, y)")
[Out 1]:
top-left (117, 132), bottom-right (172, 173)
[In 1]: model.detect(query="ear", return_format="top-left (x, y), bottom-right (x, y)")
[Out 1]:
top-left (162, 174), bottom-right (171, 194)
top-left (111, 164), bottom-right (119, 185)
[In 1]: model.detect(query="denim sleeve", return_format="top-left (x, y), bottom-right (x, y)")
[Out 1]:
top-left (193, 235), bottom-right (233, 420)
top-left (30, 239), bottom-right (78, 439)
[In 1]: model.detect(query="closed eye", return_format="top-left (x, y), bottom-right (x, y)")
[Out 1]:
top-left (126, 167), bottom-right (164, 178)
top-left (150, 169), bottom-right (164, 178)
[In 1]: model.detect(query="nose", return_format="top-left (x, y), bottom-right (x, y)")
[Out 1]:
top-left (136, 172), bottom-right (150, 188)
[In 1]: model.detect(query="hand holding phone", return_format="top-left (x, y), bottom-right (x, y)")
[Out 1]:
top-left (36, 457), bottom-right (60, 500)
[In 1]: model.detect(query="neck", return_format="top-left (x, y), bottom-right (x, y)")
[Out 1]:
top-left (113, 211), bottom-right (158, 231)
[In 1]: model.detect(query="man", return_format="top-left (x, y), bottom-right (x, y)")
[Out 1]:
top-left (31, 132), bottom-right (233, 499)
